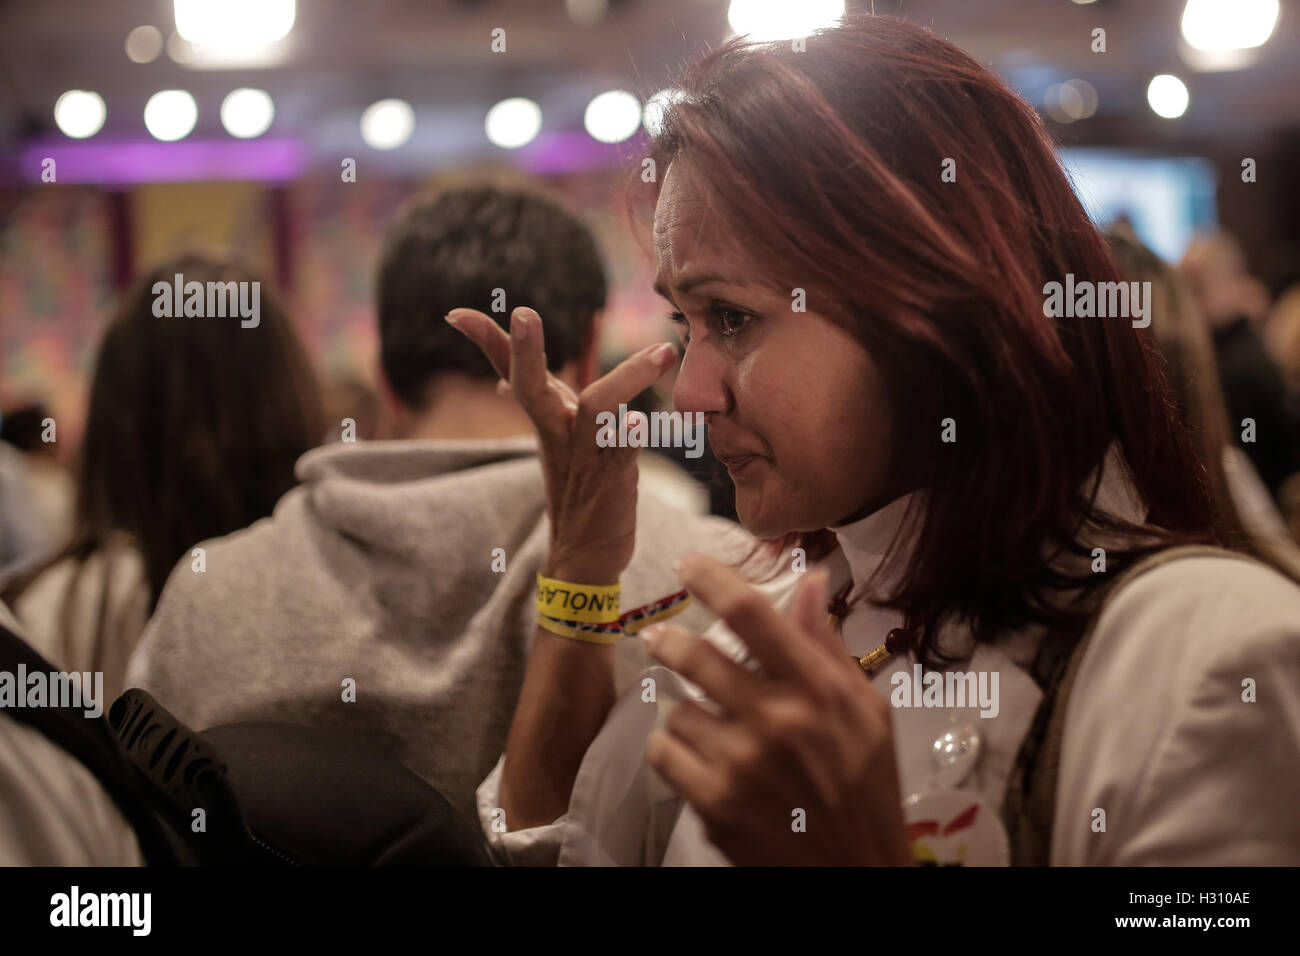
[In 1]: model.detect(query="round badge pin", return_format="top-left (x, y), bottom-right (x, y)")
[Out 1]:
top-left (931, 722), bottom-right (982, 788)
top-left (901, 789), bottom-right (1010, 866)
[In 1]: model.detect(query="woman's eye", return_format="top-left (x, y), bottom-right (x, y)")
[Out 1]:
top-left (713, 305), bottom-right (753, 338)
top-left (666, 310), bottom-right (690, 345)
top-left (666, 304), bottom-right (752, 344)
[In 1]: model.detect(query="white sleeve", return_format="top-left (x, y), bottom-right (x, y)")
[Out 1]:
top-left (0, 717), bottom-right (146, 866)
top-left (475, 753), bottom-right (570, 867)
top-left (1053, 558), bottom-right (1300, 865)
top-left (1110, 628), bottom-right (1300, 865)
top-left (476, 663), bottom-right (692, 867)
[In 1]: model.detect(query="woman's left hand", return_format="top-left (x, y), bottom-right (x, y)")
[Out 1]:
top-left (643, 554), bottom-right (914, 866)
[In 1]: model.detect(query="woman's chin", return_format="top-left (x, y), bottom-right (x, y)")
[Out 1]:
top-left (734, 494), bottom-right (796, 541)
top-left (736, 485), bottom-right (849, 540)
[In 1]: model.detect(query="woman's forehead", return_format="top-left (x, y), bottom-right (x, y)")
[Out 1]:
top-left (652, 164), bottom-right (744, 286)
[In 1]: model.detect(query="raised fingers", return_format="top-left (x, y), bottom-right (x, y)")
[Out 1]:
top-left (445, 308), bottom-right (511, 379)
top-left (508, 307), bottom-right (551, 412)
top-left (578, 341), bottom-right (679, 426)
top-left (449, 307), bottom-right (578, 436)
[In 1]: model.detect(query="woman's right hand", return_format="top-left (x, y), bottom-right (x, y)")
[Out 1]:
top-left (445, 306), bottom-right (679, 584)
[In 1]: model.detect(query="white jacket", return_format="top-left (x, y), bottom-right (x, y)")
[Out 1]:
top-left (477, 455), bottom-right (1300, 866)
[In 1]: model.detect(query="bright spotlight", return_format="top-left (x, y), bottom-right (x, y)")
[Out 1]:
top-left (174, 0), bottom-right (296, 46)
top-left (144, 89), bottom-right (199, 141)
top-left (1147, 74), bottom-right (1189, 119)
top-left (727, 0), bottom-right (845, 42)
top-left (54, 90), bottom-right (107, 139)
top-left (1181, 0), bottom-right (1279, 52)
top-left (584, 90), bottom-right (641, 144)
top-left (485, 98), bottom-right (542, 149)
top-left (360, 99), bottom-right (415, 150)
top-left (221, 88), bottom-right (275, 138)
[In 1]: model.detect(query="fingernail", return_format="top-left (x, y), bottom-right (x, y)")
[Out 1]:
top-left (444, 311), bottom-right (464, 329)
top-left (512, 311), bottom-right (532, 342)
top-left (641, 624), bottom-right (667, 650)
top-left (651, 343), bottom-right (677, 366)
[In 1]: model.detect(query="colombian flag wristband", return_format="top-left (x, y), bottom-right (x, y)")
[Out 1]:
top-left (535, 572), bottom-right (694, 645)
top-left (619, 590), bottom-right (692, 634)
top-left (535, 615), bottom-right (623, 645)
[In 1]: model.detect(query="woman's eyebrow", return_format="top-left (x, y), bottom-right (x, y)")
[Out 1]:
top-left (652, 273), bottom-right (746, 298)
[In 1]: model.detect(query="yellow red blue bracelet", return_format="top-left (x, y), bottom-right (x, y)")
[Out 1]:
top-left (533, 574), bottom-right (694, 645)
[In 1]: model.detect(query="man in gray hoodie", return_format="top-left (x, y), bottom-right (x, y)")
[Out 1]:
top-left (125, 186), bottom-right (750, 824)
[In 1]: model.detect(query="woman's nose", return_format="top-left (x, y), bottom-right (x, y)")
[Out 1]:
top-left (672, 341), bottom-right (730, 416)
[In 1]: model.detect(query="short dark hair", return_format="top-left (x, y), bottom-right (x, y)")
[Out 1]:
top-left (376, 185), bottom-right (607, 408)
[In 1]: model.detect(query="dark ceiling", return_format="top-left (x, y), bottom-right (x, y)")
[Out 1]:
top-left (1, 0), bottom-right (1297, 169)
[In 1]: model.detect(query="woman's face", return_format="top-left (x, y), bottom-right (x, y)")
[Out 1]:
top-left (653, 161), bottom-right (898, 538)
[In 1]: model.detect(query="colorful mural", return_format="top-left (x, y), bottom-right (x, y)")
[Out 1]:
top-left (0, 167), bottom-right (667, 453)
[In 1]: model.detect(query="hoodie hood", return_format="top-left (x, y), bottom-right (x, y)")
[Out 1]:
top-left (293, 435), bottom-right (545, 564)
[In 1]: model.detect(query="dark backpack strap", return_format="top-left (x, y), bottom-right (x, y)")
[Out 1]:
top-left (1001, 545), bottom-right (1256, 865)
top-left (108, 689), bottom-right (263, 865)
top-left (0, 623), bottom-right (182, 865)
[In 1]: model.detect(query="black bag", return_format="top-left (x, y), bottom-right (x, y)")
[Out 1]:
top-left (108, 688), bottom-right (495, 866)
top-left (1, 619), bottom-right (494, 865)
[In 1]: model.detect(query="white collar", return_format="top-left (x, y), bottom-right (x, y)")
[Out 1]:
top-left (828, 491), bottom-right (921, 602)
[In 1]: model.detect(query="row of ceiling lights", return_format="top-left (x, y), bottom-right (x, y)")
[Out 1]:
top-left (48, 70), bottom-right (1187, 145)
top-left (46, 0), bottom-right (1283, 145)
top-left (51, 87), bottom-right (684, 149)
top-left (48, 0), bottom-right (842, 147)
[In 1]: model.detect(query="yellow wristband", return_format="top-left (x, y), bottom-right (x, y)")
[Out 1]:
top-left (536, 614), bottom-right (622, 645)
top-left (536, 574), bottom-right (621, 623)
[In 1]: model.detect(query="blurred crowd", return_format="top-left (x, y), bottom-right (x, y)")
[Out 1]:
top-left (4, 189), bottom-right (1300, 701)
top-left (2, 177), bottom-right (1300, 862)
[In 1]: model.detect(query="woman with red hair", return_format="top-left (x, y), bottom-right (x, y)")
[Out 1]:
top-left (450, 14), bottom-right (1300, 865)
